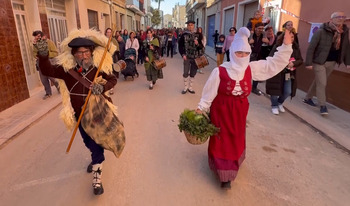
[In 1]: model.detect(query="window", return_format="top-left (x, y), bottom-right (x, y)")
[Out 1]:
top-left (88, 9), bottom-right (99, 30)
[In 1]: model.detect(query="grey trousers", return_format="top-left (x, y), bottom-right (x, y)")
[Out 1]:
top-left (305, 61), bottom-right (336, 106)
top-left (38, 69), bottom-right (59, 95)
top-left (183, 58), bottom-right (198, 78)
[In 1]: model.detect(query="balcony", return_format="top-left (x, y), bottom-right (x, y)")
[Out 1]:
top-left (186, 0), bottom-right (205, 14)
top-left (186, 0), bottom-right (193, 13)
top-left (126, 0), bottom-right (144, 16)
top-left (192, 0), bottom-right (205, 10)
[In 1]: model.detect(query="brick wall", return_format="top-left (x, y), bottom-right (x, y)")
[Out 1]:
top-left (0, 0), bottom-right (30, 112)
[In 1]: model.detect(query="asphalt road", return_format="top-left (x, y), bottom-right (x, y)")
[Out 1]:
top-left (0, 54), bottom-right (349, 206)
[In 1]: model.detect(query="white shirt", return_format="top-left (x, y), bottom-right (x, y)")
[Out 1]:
top-left (198, 44), bottom-right (293, 112)
top-left (125, 38), bottom-right (140, 52)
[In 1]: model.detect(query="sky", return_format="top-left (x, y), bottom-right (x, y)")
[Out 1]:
top-left (150, 0), bottom-right (187, 15)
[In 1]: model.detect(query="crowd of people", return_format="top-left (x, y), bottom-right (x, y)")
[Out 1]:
top-left (31, 10), bottom-right (349, 195)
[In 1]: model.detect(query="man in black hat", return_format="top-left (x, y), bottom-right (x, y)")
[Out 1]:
top-left (178, 20), bottom-right (204, 94)
top-left (36, 30), bottom-right (118, 195)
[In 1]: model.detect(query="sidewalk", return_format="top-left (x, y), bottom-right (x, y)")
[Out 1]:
top-left (0, 86), bottom-right (61, 148)
top-left (205, 45), bottom-right (350, 152)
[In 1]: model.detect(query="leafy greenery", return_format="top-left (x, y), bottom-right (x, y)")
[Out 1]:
top-left (151, 9), bottom-right (161, 27)
top-left (178, 109), bottom-right (220, 142)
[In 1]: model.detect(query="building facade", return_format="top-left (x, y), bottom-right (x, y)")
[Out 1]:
top-left (0, 0), bottom-right (146, 112)
top-left (172, 3), bottom-right (186, 29)
top-left (206, 0), bottom-right (221, 47)
top-left (163, 14), bottom-right (172, 28)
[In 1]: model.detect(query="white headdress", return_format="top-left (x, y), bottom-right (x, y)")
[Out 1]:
top-left (228, 27), bottom-right (251, 80)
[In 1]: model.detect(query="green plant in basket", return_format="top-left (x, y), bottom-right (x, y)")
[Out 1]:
top-left (178, 109), bottom-right (220, 143)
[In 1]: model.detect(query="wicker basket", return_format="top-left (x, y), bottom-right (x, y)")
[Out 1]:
top-left (184, 132), bottom-right (209, 145)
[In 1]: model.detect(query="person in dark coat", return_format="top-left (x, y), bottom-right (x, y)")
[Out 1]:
top-left (303, 11), bottom-right (350, 115)
top-left (117, 35), bottom-right (126, 60)
top-left (260, 26), bottom-right (276, 60)
top-left (266, 31), bottom-right (303, 115)
top-left (212, 30), bottom-right (219, 52)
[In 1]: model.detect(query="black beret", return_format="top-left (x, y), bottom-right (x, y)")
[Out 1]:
top-left (68, 37), bottom-right (95, 48)
top-left (186, 20), bottom-right (195, 24)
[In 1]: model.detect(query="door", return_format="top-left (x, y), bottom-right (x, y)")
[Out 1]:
top-left (48, 17), bottom-right (68, 49)
top-left (207, 14), bottom-right (215, 47)
top-left (46, 0), bottom-right (68, 48)
top-left (127, 15), bottom-right (132, 31)
top-left (224, 8), bottom-right (234, 36)
top-left (13, 2), bottom-right (40, 92)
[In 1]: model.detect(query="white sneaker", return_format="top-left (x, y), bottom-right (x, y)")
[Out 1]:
top-left (272, 107), bottom-right (279, 115)
top-left (278, 104), bottom-right (285, 113)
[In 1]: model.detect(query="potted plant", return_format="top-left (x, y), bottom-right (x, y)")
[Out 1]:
top-left (178, 109), bottom-right (220, 145)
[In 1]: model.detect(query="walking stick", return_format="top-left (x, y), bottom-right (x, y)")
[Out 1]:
top-left (66, 28), bottom-right (115, 153)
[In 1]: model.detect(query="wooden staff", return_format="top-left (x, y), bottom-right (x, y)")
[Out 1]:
top-left (66, 27), bottom-right (116, 153)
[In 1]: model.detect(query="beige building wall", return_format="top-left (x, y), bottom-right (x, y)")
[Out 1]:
top-left (26, 0), bottom-right (42, 32)
top-left (65, 0), bottom-right (78, 32)
top-left (125, 9), bottom-right (135, 31)
top-left (113, 0), bottom-right (126, 31)
top-left (179, 6), bottom-right (186, 28)
top-left (77, 0), bottom-right (111, 31)
top-left (164, 14), bottom-right (172, 28)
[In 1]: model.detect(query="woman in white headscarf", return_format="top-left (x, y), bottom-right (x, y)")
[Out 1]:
top-left (197, 27), bottom-right (293, 189)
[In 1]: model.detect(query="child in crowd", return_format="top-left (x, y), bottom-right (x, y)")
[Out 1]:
top-left (215, 34), bottom-right (226, 67)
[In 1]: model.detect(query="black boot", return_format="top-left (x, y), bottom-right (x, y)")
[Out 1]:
top-left (87, 162), bottom-right (93, 173)
top-left (221, 181), bottom-right (231, 190)
top-left (93, 183), bottom-right (104, 195)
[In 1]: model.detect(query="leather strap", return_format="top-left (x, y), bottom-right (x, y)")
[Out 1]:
top-left (68, 69), bottom-right (91, 89)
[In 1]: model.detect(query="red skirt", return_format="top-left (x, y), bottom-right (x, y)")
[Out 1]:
top-left (208, 95), bottom-right (249, 182)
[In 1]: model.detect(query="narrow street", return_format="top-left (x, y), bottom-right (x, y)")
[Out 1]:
top-left (0, 54), bottom-right (349, 206)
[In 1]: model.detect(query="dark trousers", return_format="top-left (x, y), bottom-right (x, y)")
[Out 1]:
top-left (38, 69), bottom-right (59, 95)
top-left (183, 58), bottom-right (198, 78)
top-left (138, 51), bottom-right (144, 64)
top-left (79, 124), bottom-right (105, 165)
top-left (252, 80), bottom-right (259, 89)
top-left (167, 43), bottom-right (174, 58)
top-left (225, 50), bottom-right (230, 61)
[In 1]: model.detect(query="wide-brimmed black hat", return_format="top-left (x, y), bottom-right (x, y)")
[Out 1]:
top-left (68, 37), bottom-right (95, 48)
top-left (185, 20), bottom-right (195, 24)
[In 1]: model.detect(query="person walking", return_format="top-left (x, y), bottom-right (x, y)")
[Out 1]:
top-left (32, 30), bottom-right (60, 99)
top-left (212, 30), bottom-right (219, 53)
top-left (196, 27), bottom-right (293, 189)
top-left (143, 29), bottom-right (163, 90)
top-left (178, 20), bottom-right (205, 94)
top-left (222, 27), bottom-right (236, 62)
top-left (197, 27), bottom-right (207, 74)
top-left (215, 35), bottom-right (226, 67)
top-left (117, 35), bottom-right (126, 60)
top-left (122, 29), bottom-right (129, 43)
top-left (36, 30), bottom-right (120, 195)
top-left (105, 28), bottom-right (120, 94)
top-left (303, 11), bottom-right (350, 115)
top-left (266, 31), bottom-right (303, 115)
top-left (166, 30), bottom-right (175, 58)
top-left (137, 30), bottom-right (145, 65)
top-left (249, 22), bottom-right (265, 95)
top-left (125, 31), bottom-right (140, 63)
